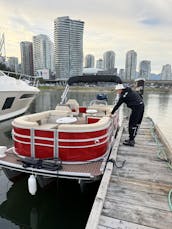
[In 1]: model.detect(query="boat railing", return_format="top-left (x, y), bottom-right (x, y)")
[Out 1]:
top-left (12, 122), bottom-right (112, 161)
top-left (60, 84), bottom-right (69, 104)
top-left (1, 70), bottom-right (39, 87)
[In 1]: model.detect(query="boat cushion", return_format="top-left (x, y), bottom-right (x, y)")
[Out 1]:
top-left (55, 105), bottom-right (71, 112)
top-left (58, 117), bottom-right (110, 132)
top-left (38, 123), bottom-right (58, 129)
top-left (12, 110), bottom-right (72, 129)
top-left (88, 105), bottom-right (112, 115)
top-left (66, 99), bottom-right (79, 115)
top-left (12, 117), bottom-right (39, 128)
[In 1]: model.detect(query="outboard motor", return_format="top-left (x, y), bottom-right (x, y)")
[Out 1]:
top-left (135, 78), bottom-right (145, 96)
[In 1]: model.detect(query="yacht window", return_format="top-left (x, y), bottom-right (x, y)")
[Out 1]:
top-left (2, 97), bottom-right (15, 110)
top-left (20, 94), bottom-right (34, 99)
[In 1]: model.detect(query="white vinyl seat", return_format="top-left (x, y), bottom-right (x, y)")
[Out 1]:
top-left (66, 99), bottom-right (79, 116)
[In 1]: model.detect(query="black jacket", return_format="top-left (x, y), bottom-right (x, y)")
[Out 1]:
top-left (111, 87), bottom-right (144, 114)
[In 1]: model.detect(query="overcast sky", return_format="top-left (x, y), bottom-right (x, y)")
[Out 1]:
top-left (1, 0), bottom-right (172, 73)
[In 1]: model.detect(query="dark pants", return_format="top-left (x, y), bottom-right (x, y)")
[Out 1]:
top-left (128, 104), bottom-right (144, 140)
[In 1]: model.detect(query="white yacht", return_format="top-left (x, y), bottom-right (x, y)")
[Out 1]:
top-left (0, 71), bottom-right (40, 121)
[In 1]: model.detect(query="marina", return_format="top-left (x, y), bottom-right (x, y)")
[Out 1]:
top-left (1, 2), bottom-right (172, 228)
top-left (86, 117), bottom-right (172, 229)
top-left (0, 90), bottom-right (172, 228)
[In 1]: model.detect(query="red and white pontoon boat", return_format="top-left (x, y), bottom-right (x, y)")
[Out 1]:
top-left (0, 75), bottom-right (122, 190)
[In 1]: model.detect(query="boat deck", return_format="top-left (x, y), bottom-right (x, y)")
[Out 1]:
top-left (86, 117), bottom-right (172, 229)
top-left (0, 148), bottom-right (108, 181)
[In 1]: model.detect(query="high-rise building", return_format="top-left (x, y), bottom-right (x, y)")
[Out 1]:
top-left (85, 54), bottom-right (95, 68)
top-left (125, 50), bottom-right (137, 80)
top-left (161, 64), bottom-right (172, 80)
top-left (103, 51), bottom-right (115, 70)
top-left (139, 60), bottom-right (151, 80)
top-left (119, 69), bottom-right (125, 80)
top-left (20, 41), bottom-right (34, 76)
top-left (96, 58), bottom-right (104, 69)
top-left (54, 16), bottom-right (84, 78)
top-left (7, 57), bottom-right (19, 72)
top-left (33, 34), bottom-right (54, 76)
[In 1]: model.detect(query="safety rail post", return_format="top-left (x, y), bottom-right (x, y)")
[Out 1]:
top-left (54, 129), bottom-right (59, 159)
top-left (30, 128), bottom-right (35, 158)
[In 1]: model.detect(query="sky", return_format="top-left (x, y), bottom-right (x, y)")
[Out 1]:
top-left (1, 0), bottom-right (172, 74)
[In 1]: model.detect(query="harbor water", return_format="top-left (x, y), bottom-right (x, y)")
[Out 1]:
top-left (0, 89), bottom-right (172, 229)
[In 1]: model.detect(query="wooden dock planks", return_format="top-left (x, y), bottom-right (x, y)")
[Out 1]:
top-left (86, 118), bottom-right (172, 229)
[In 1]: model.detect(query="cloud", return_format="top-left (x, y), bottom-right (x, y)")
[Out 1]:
top-left (139, 17), bottom-right (161, 26)
top-left (0, 0), bottom-right (172, 73)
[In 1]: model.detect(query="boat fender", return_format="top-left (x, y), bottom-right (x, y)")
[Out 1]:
top-left (0, 146), bottom-right (7, 158)
top-left (28, 175), bottom-right (37, 195)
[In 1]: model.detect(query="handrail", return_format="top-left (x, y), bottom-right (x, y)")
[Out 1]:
top-left (1, 70), bottom-right (39, 87)
top-left (60, 84), bottom-right (69, 104)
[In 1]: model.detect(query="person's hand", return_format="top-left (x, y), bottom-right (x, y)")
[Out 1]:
top-left (109, 113), bottom-right (113, 118)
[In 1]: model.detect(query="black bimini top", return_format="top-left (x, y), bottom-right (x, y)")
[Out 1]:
top-left (67, 75), bottom-right (122, 85)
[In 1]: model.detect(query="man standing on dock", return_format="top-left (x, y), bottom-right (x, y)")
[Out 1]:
top-left (110, 84), bottom-right (144, 146)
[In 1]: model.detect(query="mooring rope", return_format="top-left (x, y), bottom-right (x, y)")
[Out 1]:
top-left (108, 158), bottom-right (126, 168)
top-left (150, 123), bottom-right (172, 170)
top-left (168, 189), bottom-right (172, 211)
top-left (149, 120), bottom-right (172, 211)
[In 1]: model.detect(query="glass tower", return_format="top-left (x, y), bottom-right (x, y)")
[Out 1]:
top-left (54, 16), bottom-right (84, 78)
top-left (125, 50), bottom-right (137, 80)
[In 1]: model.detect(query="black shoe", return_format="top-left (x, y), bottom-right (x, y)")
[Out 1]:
top-left (124, 139), bottom-right (135, 143)
top-left (123, 140), bottom-right (135, 146)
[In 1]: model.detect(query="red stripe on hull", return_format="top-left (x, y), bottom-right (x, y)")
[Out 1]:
top-left (59, 129), bottom-right (107, 139)
top-left (13, 127), bottom-right (30, 135)
top-left (59, 142), bottom-right (108, 161)
top-left (14, 141), bottom-right (108, 161)
top-left (13, 125), bottom-right (112, 161)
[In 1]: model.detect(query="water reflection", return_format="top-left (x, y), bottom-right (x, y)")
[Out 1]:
top-left (143, 92), bottom-right (172, 143)
top-left (0, 119), bottom-right (13, 148)
top-left (0, 177), bottom-right (99, 229)
top-left (158, 94), bottom-right (170, 109)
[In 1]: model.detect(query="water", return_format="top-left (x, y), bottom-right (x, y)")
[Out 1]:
top-left (0, 89), bottom-right (172, 229)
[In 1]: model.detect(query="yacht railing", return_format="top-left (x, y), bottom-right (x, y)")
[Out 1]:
top-left (1, 70), bottom-right (39, 87)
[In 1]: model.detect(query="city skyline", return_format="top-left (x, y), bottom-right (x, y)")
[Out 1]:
top-left (1, 0), bottom-right (172, 74)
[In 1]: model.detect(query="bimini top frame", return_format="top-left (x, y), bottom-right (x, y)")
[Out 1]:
top-left (60, 75), bottom-right (122, 104)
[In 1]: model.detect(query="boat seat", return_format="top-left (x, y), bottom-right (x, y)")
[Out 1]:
top-left (38, 123), bottom-right (58, 129)
top-left (58, 117), bottom-right (110, 132)
top-left (66, 99), bottom-right (79, 116)
top-left (87, 105), bottom-right (112, 115)
top-left (12, 109), bottom-right (72, 129)
top-left (55, 105), bottom-right (72, 112)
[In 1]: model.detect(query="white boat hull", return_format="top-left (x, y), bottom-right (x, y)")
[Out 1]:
top-left (0, 91), bottom-right (37, 121)
top-left (0, 70), bottom-right (40, 122)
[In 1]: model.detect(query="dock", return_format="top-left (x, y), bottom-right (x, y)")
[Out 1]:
top-left (86, 117), bottom-right (172, 229)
